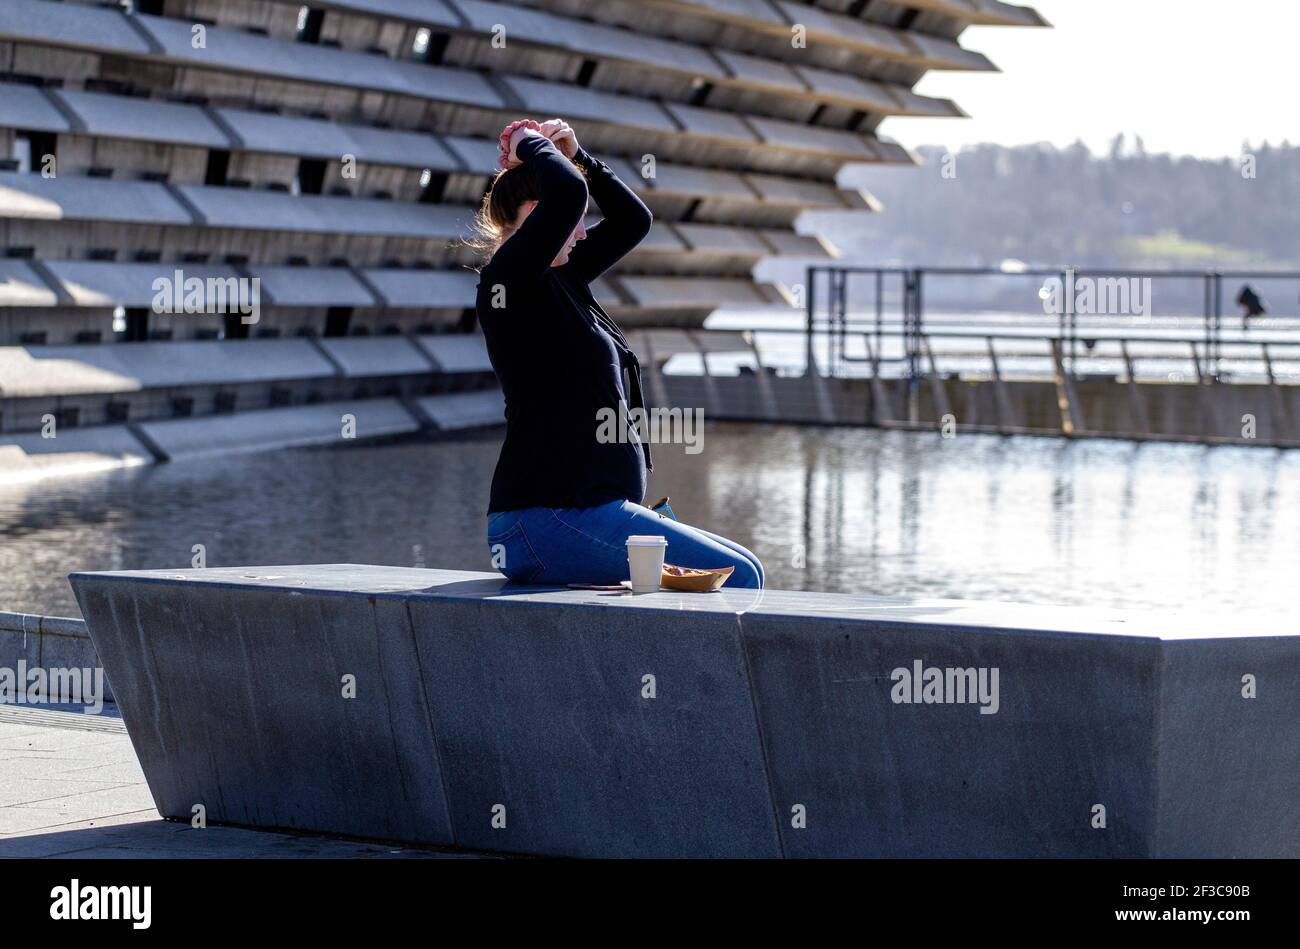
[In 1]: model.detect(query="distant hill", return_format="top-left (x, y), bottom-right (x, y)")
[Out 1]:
top-left (808, 138), bottom-right (1300, 270)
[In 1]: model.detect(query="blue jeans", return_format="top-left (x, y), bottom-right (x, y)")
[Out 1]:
top-left (486, 500), bottom-right (764, 589)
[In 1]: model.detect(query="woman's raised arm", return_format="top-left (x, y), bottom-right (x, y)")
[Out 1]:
top-left (562, 147), bottom-right (654, 284)
top-left (485, 130), bottom-right (589, 283)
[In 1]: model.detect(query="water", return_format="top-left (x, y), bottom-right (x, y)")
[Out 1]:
top-left (3, 423), bottom-right (1299, 619)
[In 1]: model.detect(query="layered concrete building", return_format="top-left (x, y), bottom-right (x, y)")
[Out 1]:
top-left (0, 0), bottom-right (1044, 475)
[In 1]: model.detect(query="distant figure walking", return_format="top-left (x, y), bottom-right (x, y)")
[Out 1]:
top-left (471, 118), bottom-right (764, 589)
top-left (1237, 284), bottom-right (1267, 331)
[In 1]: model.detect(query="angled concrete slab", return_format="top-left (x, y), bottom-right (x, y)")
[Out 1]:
top-left (408, 591), bottom-right (781, 857)
top-left (67, 566), bottom-right (1299, 858)
top-left (71, 567), bottom-right (456, 846)
top-left (740, 615), bottom-right (1157, 857)
top-left (1153, 638), bottom-right (1300, 857)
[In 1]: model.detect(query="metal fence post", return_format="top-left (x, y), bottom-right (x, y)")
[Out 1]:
top-left (804, 264), bottom-right (816, 378)
top-left (1213, 271), bottom-right (1223, 378)
top-left (875, 268), bottom-right (884, 374)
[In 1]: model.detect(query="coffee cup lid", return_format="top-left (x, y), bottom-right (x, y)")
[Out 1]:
top-left (626, 535), bottom-right (668, 546)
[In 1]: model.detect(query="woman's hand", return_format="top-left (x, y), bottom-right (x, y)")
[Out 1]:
top-left (498, 118), bottom-right (579, 169)
top-left (538, 118), bottom-right (579, 160)
top-left (500, 119), bottom-right (542, 169)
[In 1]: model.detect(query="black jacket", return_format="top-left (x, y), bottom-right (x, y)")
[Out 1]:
top-left (476, 135), bottom-right (654, 513)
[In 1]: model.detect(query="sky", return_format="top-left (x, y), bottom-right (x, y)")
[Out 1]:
top-left (884, 0), bottom-right (1299, 159)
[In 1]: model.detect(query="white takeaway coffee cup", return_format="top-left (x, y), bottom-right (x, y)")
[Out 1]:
top-left (626, 535), bottom-right (668, 593)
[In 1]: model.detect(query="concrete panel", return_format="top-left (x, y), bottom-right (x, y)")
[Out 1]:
top-left (0, 339), bottom-right (336, 398)
top-left (0, 347), bottom-right (135, 399)
top-left (690, 330), bottom-right (752, 353)
top-left (215, 109), bottom-right (461, 171)
top-left (876, 376), bottom-right (1300, 447)
top-left (0, 260), bottom-right (59, 307)
top-left (740, 612), bottom-right (1158, 857)
top-left (639, 328), bottom-right (696, 359)
top-left (453, 1), bottom-right (572, 45)
top-left (589, 277), bottom-right (620, 303)
top-left (0, 0), bottom-right (154, 55)
top-left (315, 336), bottom-right (435, 377)
top-left (0, 172), bottom-right (193, 225)
top-left (745, 173), bottom-right (846, 206)
top-left (42, 89), bottom-right (461, 172)
top-left (69, 570), bottom-right (454, 845)
top-left (176, 185), bottom-right (469, 237)
top-left (363, 269), bottom-right (479, 308)
top-left (758, 229), bottom-right (830, 256)
top-left (620, 276), bottom-right (768, 307)
top-left (873, 139), bottom-right (915, 164)
top-left (567, 19), bottom-right (722, 77)
top-left (711, 50), bottom-right (803, 91)
top-left (0, 614), bottom-right (41, 685)
top-left (411, 333), bottom-right (492, 372)
top-left (34, 628), bottom-right (113, 705)
top-left (678, 0), bottom-right (785, 26)
top-left (649, 164), bottom-right (755, 201)
top-left (590, 154), bottom-right (645, 189)
top-left (0, 612), bottom-right (110, 703)
top-left (328, 0), bottom-right (462, 27)
top-left (0, 425), bottom-right (153, 483)
top-left (214, 108), bottom-right (358, 160)
top-left (673, 223), bottom-right (769, 254)
top-left (55, 89), bottom-right (231, 149)
top-left (410, 390), bottom-right (503, 430)
top-left (137, 14), bottom-right (502, 109)
top-left (662, 103), bottom-right (756, 142)
top-left (1154, 638), bottom-right (1300, 857)
top-left (500, 77), bottom-right (676, 133)
top-left (747, 116), bottom-right (873, 158)
top-left (440, 136), bottom-right (501, 175)
top-left (134, 398), bottom-right (419, 459)
top-left (791, 66), bottom-right (902, 113)
top-left (0, 83), bottom-right (73, 134)
top-left (454, 0), bottom-right (723, 76)
top-left (770, 1), bottom-right (913, 58)
top-left (407, 592), bottom-right (781, 857)
top-left (344, 125), bottom-right (461, 171)
top-left (637, 222), bottom-right (689, 252)
top-left (741, 589), bottom-right (1300, 858)
top-left (246, 266), bottom-right (377, 307)
top-left (770, 374), bottom-right (864, 423)
top-left (889, 85), bottom-right (965, 117)
top-left (904, 29), bottom-right (994, 70)
top-left (44, 261), bottom-right (242, 308)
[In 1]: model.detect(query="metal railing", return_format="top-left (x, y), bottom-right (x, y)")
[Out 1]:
top-left (804, 265), bottom-right (1300, 383)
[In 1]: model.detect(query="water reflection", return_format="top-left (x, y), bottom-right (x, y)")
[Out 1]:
top-left (1, 424), bottom-right (1297, 618)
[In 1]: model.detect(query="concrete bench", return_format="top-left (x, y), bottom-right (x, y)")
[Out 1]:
top-left (69, 565), bottom-right (1300, 858)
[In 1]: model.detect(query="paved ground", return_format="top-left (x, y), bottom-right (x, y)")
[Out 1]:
top-left (0, 705), bottom-right (479, 858)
